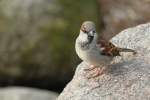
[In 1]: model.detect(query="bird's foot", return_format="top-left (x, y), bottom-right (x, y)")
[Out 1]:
top-left (86, 67), bottom-right (105, 79)
top-left (84, 65), bottom-right (97, 71)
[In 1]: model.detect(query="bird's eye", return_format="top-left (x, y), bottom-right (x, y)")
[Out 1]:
top-left (83, 30), bottom-right (88, 34)
top-left (92, 31), bottom-right (96, 33)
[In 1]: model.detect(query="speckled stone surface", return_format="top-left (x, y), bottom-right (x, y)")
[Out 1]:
top-left (111, 23), bottom-right (150, 57)
top-left (58, 23), bottom-right (150, 100)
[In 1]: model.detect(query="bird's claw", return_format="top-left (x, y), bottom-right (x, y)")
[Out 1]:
top-left (85, 67), bottom-right (105, 79)
top-left (84, 65), bottom-right (97, 71)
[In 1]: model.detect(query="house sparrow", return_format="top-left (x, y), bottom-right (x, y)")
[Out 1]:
top-left (75, 21), bottom-right (136, 78)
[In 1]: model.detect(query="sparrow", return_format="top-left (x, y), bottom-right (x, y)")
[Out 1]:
top-left (75, 21), bottom-right (136, 78)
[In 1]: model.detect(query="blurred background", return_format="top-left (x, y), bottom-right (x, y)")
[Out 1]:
top-left (0, 0), bottom-right (149, 97)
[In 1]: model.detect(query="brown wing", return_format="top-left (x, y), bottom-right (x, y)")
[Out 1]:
top-left (97, 39), bottom-right (120, 56)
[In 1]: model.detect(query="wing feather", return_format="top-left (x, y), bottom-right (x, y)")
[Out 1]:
top-left (97, 40), bottom-right (120, 56)
top-left (97, 39), bottom-right (136, 56)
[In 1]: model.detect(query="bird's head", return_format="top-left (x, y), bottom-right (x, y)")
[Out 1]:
top-left (78, 21), bottom-right (98, 45)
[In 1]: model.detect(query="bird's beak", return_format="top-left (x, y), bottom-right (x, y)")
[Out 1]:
top-left (88, 31), bottom-right (94, 43)
top-left (89, 31), bottom-right (94, 36)
top-left (88, 35), bottom-right (94, 43)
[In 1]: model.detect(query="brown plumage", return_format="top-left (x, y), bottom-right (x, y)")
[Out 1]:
top-left (97, 39), bottom-right (136, 57)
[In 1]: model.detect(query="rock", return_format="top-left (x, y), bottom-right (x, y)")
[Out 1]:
top-left (0, 87), bottom-right (58, 100)
top-left (98, 0), bottom-right (150, 40)
top-left (111, 23), bottom-right (150, 58)
top-left (58, 23), bottom-right (150, 100)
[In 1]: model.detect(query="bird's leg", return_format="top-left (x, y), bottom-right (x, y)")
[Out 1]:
top-left (84, 64), bottom-right (97, 71)
top-left (87, 67), bottom-right (105, 79)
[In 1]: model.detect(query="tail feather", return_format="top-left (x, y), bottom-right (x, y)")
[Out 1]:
top-left (118, 48), bottom-right (136, 54)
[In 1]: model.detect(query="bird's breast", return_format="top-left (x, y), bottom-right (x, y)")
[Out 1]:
top-left (75, 43), bottom-right (112, 66)
top-left (75, 42), bottom-right (88, 60)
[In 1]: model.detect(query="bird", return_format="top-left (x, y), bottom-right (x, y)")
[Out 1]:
top-left (75, 21), bottom-right (136, 79)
